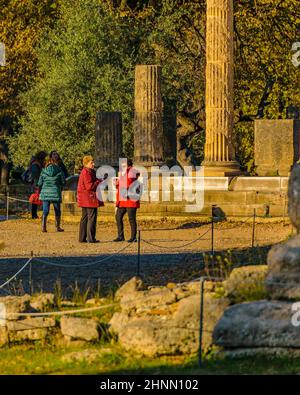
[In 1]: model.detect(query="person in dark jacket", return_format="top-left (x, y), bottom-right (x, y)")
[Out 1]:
top-left (77, 156), bottom-right (106, 243)
top-left (49, 150), bottom-right (69, 179)
top-left (114, 159), bottom-right (141, 243)
top-left (38, 157), bottom-right (66, 233)
top-left (29, 151), bottom-right (47, 219)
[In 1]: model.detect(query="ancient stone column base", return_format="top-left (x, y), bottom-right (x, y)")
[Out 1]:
top-left (202, 161), bottom-right (242, 177)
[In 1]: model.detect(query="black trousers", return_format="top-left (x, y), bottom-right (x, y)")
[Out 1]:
top-left (116, 207), bottom-right (137, 239)
top-left (79, 207), bottom-right (98, 242)
top-left (31, 204), bottom-right (38, 219)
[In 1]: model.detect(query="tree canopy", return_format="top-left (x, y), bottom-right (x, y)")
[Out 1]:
top-left (4, 0), bottom-right (300, 172)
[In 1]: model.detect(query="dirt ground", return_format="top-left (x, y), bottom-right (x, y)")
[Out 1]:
top-left (0, 216), bottom-right (294, 295)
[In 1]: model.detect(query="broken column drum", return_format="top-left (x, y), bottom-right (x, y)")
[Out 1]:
top-left (134, 65), bottom-right (165, 166)
top-left (95, 112), bottom-right (123, 167)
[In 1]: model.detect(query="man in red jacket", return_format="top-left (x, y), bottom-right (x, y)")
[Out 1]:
top-left (77, 155), bottom-right (104, 243)
top-left (114, 159), bottom-right (141, 243)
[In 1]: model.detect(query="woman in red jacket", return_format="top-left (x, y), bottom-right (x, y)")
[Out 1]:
top-left (77, 156), bottom-right (104, 243)
top-left (114, 159), bottom-right (141, 243)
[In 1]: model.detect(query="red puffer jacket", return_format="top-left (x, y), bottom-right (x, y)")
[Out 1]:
top-left (77, 167), bottom-right (104, 208)
top-left (116, 166), bottom-right (141, 209)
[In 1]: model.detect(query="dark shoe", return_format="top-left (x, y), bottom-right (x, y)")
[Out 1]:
top-left (55, 216), bottom-right (64, 232)
top-left (88, 240), bottom-right (100, 244)
top-left (32, 215), bottom-right (39, 219)
top-left (113, 237), bottom-right (125, 242)
top-left (128, 237), bottom-right (137, 243)
top-left (79, 240), bottom-right (87, 243)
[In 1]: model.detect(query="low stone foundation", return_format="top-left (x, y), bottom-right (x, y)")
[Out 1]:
top-left (62, 178), bottom-right (288, 219)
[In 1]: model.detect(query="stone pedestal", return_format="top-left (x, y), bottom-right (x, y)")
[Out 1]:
top-left (203, 0), bottom-right (241, 176)
top-left (134, 65), bottom-right (165, 167)
top-left (95, 112), bottom-right (123, 168)
top-left (255, 120), bottom-right (300, 176)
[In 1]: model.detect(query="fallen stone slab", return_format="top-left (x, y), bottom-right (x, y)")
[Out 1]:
top-left (60, 317), bottom-right (99, 342)
top-left (6, 317), bottom-right (56, 332)
top-left (213, 300), bottom-right (300, 349)
top-left (9, 328), bottom-right (51, 342)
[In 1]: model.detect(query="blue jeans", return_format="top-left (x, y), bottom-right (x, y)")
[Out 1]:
top-left (42, 201), bottom-right (61, 218)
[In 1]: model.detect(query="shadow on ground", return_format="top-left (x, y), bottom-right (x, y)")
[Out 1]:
top-left (0, 244), bottom-right (271, 297)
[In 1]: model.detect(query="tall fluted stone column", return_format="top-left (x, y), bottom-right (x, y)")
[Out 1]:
top-left (203, 0), bottom-right (241, 176)
top-left (95, 112), bottom-right (123, 168)
top-left (134, 65), bottom-right (165, 166)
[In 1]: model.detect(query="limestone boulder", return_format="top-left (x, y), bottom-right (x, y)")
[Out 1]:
top-left (60, 317), bottom-right (99, 342)
top-left (173, 294), bottom-right (229, 353)
top-left (109, 312), bottom-right (131, 334)
top-left (266, 235), bottom-right (300, 300)
top-left (121, 288), bottom-right (177, 315)
top-left (213, 300), bottom-right (300, 348)
top-left (224, 265), bottom-right (268, 303)
top-left (30, 293), bottom-right (56, 312)
top-left (115, 293), bottom-right (229, 357)
top-left (7, 317), bottom-right (56, 343)
top-left (0, 295), bottom-right (31, 320)
top-left (118, 316), bottom-right (195, 356)
top-left (9, 328), bottom-right (51, 342)
top-left (115, 277), bottom-right (144, 301)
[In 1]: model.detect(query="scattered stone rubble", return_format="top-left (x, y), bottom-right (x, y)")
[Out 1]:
top-left (109, 276), bottom-right (230, 357)
top-left (0, 265), bottom-right (271, 356)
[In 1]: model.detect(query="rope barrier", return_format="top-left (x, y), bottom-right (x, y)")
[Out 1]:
top-left (33, 243), bottom-right (132, 268)
top-left (6, 303), bottom-right (118, 318)
top-left (0, 257), bottom-right (32, 289)
top-left (141, 228), bottom-right (210, 250)
top-left (7, 196), bottom-right (30, 204)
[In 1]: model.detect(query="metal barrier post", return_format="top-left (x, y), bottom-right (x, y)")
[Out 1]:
top-left (283, 193), bottom-right (287, 225)
top-left (29, 251), bottom-right (33, 294)
top-left (61, 202), bottom-right (63, 226)
top-left (198, 277), bottom-right (205, 368)
top-left (252, 208), bottom-right (256, 248)
top-left (6, 192), bottom-right (9, 221)
top-left (211, 206), bottom-right (214, 256)
top-left (137, 230), bottom-right (141, 277)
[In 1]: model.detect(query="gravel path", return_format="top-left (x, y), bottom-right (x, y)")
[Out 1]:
top-left (0, 218), bottom-right (293, 296)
